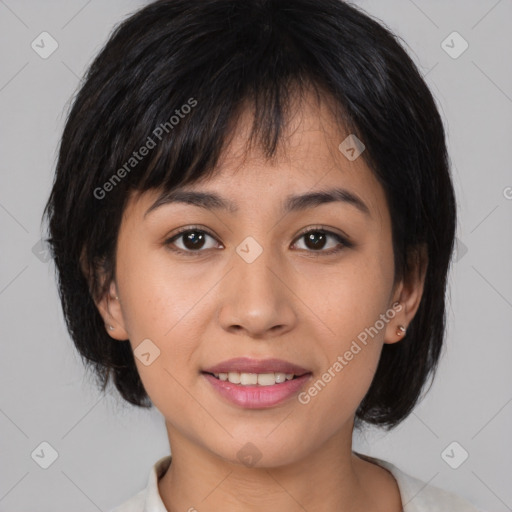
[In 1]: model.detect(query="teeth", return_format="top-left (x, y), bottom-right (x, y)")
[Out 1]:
top-left (240, 373), bottom-right (258, 385)
top-left (228, 371), bottom-right (241, 384)
top-left (211, 372), bottom-right (297, 385)
top-left (258, 373), bottom-right (281, 386)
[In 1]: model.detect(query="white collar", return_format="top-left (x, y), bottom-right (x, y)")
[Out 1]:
top-left (114, 453), bottom-right (480, 511)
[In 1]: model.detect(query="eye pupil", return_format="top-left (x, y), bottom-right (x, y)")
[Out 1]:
top-left (183, 231), bottom-right (205, 250)
top-left (305, 231), bottom-right (326, 250)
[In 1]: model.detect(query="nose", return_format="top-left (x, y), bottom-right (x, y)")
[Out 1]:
top-left (216, 246), bottom-right (298, 339)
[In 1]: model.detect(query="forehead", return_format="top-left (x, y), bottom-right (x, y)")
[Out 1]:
top-left (127, 90), bottom-right (389, 226)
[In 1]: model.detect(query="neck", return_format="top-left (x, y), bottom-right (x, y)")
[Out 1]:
top-left (157, 420), bottom-right (400, 512)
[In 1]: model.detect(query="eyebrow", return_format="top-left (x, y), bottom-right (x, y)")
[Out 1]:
top-left (144, 186), bottom-right (371, 219)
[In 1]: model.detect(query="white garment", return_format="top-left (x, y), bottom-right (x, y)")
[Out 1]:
top-left (109, 453), bottom-right (484, 512)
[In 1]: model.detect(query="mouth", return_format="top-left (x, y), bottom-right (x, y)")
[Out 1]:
top-left (200, 357), bottom-right (312, 408)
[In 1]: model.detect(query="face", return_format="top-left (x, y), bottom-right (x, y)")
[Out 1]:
top-left (98, 91), bottom-right (424, 468)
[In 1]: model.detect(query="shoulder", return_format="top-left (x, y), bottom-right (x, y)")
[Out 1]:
top-left (108, 489), bottom-right (146, 512)
top-left (107, 455), bottom-right (172, 512)
top-left (354, 452), bottom-right (484, 512)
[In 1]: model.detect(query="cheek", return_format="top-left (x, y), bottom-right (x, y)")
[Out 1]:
top-left (117, 244), bottom-right (213, 384)
top-left (296, 272), bottom-right (391, 426)
top-left (291, 246), bottom-right (393, 411)
top-left (296, 246), bottom-right (394, 338)
top-left (298, 347), bottom-right (381, 443)
top-left (117, 243), bottom-right (205, 337)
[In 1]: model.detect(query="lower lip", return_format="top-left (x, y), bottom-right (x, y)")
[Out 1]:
top-left (202, 372), bottom-right (312, 409)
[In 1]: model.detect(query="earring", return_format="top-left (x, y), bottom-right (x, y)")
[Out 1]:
top-left (396, 325), bottom-right (406, 336)
top-left (108, 324), bottom-right (114, 331)
top-left (115, 295), bottom-right (119, 300)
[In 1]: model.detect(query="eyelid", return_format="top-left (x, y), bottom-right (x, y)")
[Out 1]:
top-left (167, 224), bottom-right (218, 239)
top-left (294, 224), bottom-right (352, 245)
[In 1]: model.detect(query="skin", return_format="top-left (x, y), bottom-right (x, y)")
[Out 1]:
top-left (95, 90), bottom-right (427, 512)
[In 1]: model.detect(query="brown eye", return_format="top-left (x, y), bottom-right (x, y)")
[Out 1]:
top-left (180, 231), bottom-right (207, 250)
top-left (292, 228), bottom-right (353, 255)
top-left (304, 231), bottom-right (329, 250)
top-left (165, 228), bottom-right (221, 255)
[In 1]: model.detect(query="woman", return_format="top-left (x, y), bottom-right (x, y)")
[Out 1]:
top-left (43, 0), bottom-right (482, 510)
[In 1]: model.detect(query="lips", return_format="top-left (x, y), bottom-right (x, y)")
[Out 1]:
top-left (202, 357), bottom-right (310, 376)
top-left (202, 372), bottom-right (312, 409)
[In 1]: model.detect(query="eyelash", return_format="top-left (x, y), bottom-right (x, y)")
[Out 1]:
top-left (164, 224), bottom-right (353, 257)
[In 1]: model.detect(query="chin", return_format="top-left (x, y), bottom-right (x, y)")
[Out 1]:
top-left (208, 433), bottom-right (312, 470)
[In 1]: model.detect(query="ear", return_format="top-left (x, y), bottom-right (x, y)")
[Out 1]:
top-left (80, 247), bottom-right (129, 341)
top-left (384, 243), bottom-right (428, 345)
top-left (94, 280), bottom-right (130, 341)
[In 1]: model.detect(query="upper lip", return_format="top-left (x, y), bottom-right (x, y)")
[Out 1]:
top-left (202, 357), bottom-right (311, 376)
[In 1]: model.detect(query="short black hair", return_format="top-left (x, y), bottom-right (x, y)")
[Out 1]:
top-left (43, 0), bottom-right (457, 430)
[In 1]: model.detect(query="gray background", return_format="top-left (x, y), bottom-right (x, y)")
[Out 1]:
top-left (1, 0), bottom-right (511, 511)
